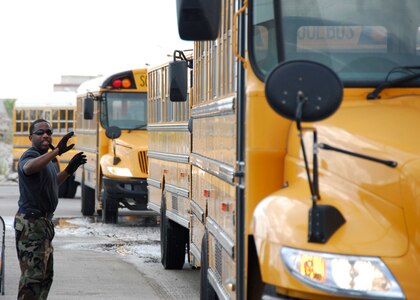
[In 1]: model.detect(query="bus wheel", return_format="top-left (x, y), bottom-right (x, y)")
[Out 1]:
top-left (247, 236), bottom-right (264, 299)
top-left (200, 231), bottom-right (218, 300)
top-left (102, 191), bottom-right (118, 224)
top-left (160, 190), bottom-right (188, 270)
top-left (81, 181), bottom-right (95, 216)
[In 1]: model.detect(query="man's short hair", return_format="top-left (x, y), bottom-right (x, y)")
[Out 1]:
top-left (29, 119), bottom-right (50, 136)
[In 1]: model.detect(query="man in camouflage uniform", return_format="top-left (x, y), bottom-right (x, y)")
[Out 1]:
top-left (14, 119), bottom-right (86, 299)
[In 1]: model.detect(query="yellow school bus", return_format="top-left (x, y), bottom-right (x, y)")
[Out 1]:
top-left (151, 0), bottom-right (420, 299)
top-left (147, 52), bottom-right (192, 268)
top-left (12, 95), bottom-right (78, 198)
top-left (75, 69), bottom-right (148, 223)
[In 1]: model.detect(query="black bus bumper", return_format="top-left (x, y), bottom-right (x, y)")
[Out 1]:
top-left (102, 177), bottom-right (148, 210)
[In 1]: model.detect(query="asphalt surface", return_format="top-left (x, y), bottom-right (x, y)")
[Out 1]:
top-left (0, 183), bottom-right (200, 299)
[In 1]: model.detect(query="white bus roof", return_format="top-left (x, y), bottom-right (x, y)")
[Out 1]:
top-left (77, 75), bottom-right (107, 95)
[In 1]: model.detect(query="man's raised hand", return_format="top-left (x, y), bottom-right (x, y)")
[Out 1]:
top-left (65, 152), bottom-right (87, 175)
top-left (49, 131), bottom-right (75, 156)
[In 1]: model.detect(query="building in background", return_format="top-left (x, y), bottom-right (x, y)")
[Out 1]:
top-left (53, 75), bottom-right (98, 92)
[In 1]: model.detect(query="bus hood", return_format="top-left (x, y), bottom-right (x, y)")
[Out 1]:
top-left (114, 131), bottom-right (148, 152)
top-left (295, 95), bottom-right (420, 210)
top-left (101, 130), bottom-right (148, 178)
top-left (252, 95), bottom-right (420, 257)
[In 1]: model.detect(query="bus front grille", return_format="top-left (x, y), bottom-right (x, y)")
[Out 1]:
top-left (138, 151), bottom-right (148, 174)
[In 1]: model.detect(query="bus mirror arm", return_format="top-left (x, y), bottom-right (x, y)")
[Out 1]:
top-left (295, 99), bottom-right (346, 244)
top-left (87, 92), bottom-right (102, 102)
top-left (113, 157), bottom-right (121, 165)
top-left (112, 139), bottom-right (121, 165)
top-left (173, 50), bottom-right (193, 69)
top-left (105, 126), bottom-right (122, 165)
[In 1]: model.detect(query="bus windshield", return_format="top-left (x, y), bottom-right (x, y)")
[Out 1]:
top-left (102, 92), bottom-right (147, 130)
top-left (251, 0), bottom-right (420, 86)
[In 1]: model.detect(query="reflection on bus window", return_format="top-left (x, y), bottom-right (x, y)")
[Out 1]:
top-left (296, 26), bottom-right (387, 53)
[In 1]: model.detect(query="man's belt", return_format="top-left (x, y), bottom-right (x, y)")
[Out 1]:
top-left (18, 207), bottom-right (54, 220)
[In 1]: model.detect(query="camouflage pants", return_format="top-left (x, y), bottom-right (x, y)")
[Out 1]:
top-left (14, 213), bottom-right (55, 300)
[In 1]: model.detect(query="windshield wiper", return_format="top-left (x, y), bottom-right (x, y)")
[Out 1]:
top-left (368, 67), bottom-right (420, 100)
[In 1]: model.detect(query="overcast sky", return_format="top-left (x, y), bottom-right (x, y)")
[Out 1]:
top-left (0, 0), bottom-right (192, 100)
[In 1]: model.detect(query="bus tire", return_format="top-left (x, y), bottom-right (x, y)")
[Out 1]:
top-left (102, 191), bottom-right (118, 224)
top-left (81, 181), bottom-right (95, 216)
top-left (247, 235), bottom-right (264, 299)
top-left (160, 190), bottom-right (188, 270)
top-left (200, 231), bottom-right (218, 300)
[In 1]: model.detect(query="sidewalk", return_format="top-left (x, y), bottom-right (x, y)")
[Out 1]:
top-left (1, 219), bottom-right (161, 300)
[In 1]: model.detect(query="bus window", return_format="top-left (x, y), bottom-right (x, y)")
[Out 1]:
top-left (251, 0), bottom-right (420, 84)
top-left (59, 109), bottom-right (66, 132)
top-left (104, 92), bottom-right (147, 129)
top-left (68, 110), bottom-right (74, 131)
top-left (417, 27), bottom-right (420, 55)
top-left (23, 110), bottom-right (29, 132)
top-left (29, 110), bottom-right (35, 124)
top-left (16, 110), bottom-right (22, 132)
top-left (165, 95), bottom-right (174, 122)
top-left (52, 109), bottom-right (59, 132)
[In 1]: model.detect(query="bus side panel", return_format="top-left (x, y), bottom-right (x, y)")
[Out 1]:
top-left (148, 185), bottom-right (162, 212)
top-left (208, 233), bottom-right (236, 299)
top-left (74, 96), bottom-right (98, 191)
top-left (192, 113), bottom-right (236, 167)
top-left (190, 212), bottom-right (204, 268)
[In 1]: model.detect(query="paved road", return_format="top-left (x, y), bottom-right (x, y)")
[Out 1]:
top-left (0, 183), bottom-right (200, 299)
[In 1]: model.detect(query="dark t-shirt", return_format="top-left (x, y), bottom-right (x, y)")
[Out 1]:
top-left (18, 147), bottom-right (58, 213)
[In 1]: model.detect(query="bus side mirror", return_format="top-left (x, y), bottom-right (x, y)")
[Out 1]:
top-left (105, 126), bottom-right (121, 139)
top-left (176, 0), bottom-right (221, 40)
top-left (265, 60), bottom-right (343, 122)
top-left (169, 60), bottom-right (188, 102)
top-left (105, 126), bottom-right (122, 165)
top-left (84, 97), bottom-right (94, 120)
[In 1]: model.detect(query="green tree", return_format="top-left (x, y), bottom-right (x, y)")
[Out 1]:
top-left (3, 98), bottom-right (16, 118)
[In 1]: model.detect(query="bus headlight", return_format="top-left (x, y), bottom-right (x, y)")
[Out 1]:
top-left (281, 247), bottom-right (405, 299)
top-left (107, 166), bottom-right (133, 177)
